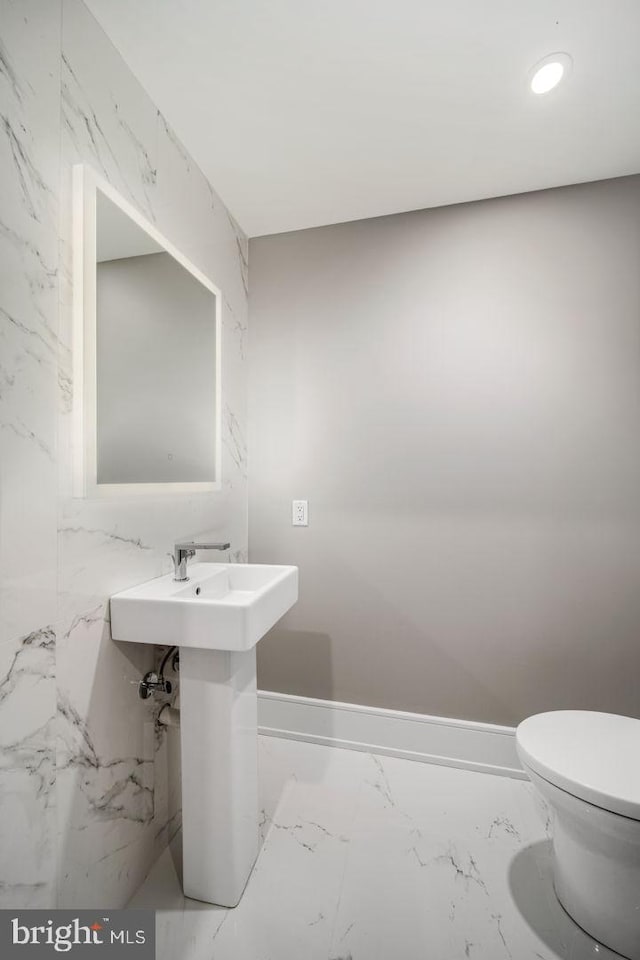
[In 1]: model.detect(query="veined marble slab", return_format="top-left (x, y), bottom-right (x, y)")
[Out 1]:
top-left (0, 0), bottom-right (61, 909)
top-left (0, 0), bottom-right (248, 909)
top-left (131, 736), bottom-right (620, 960)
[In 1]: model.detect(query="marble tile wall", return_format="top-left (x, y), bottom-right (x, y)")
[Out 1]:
top-left (0, 0), bottom-right (61, 908)
top-left (0, 0), bottom-right (249, 909)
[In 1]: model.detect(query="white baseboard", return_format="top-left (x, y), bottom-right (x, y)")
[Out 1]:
top-left (257, 691), bottom-right (525, 780)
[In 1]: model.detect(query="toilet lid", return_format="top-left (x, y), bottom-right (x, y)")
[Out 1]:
top-left (516, 711), bottom-right (640, 821)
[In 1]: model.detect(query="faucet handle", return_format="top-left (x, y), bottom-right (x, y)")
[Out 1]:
top-left (173, 541), bottom-right (231, 582)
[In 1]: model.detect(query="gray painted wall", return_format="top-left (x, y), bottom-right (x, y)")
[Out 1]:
top-left (249, 175), bottom-right (640, 727)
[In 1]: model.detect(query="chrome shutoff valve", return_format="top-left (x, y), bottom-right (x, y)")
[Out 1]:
top-left (138, 670), bottom-right (172, 700)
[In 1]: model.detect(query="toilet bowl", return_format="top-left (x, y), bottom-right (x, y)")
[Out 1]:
top-left (516, 711), bottom-right (640, 960)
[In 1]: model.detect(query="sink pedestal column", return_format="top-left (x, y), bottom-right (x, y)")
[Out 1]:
top-left (179, 646), bottom-right (258, 906)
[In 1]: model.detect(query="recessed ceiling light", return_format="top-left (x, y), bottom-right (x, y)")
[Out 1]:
top-left (529, 53), bottom-right (572, 94)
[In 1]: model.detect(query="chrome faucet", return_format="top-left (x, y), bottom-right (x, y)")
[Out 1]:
top-left (173, 541), bottom-right (230, 581)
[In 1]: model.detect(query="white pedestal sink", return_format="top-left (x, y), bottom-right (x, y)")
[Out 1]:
top-left (110, 562), bottom-right (298, 906)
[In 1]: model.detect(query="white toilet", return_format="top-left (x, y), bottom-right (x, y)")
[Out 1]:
top-left (516, 710), bottom-right (640, 960)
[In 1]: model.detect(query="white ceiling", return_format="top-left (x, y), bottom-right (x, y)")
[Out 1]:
top-left (86, 0), bottom-right (640, 237)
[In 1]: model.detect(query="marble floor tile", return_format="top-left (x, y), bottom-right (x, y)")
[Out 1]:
top-left (130, 738), bottom-right (622, 960)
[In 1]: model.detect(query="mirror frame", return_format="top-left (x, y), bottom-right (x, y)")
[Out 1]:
top-left (72, 164), bottom-right (222, 498)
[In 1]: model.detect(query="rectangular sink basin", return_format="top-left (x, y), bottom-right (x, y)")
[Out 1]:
top-left (111, 562), bottom-right (298, 651)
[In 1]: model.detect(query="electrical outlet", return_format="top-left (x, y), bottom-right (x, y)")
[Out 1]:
top-left (292, 500), bottom-right (308, 526)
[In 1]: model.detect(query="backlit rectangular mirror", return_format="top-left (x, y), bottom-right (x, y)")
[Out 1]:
top-left (72, 165), bottom-right (222, 497)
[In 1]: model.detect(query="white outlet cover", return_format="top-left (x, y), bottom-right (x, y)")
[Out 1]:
top-left (292, 500), bottom-right (308, 526)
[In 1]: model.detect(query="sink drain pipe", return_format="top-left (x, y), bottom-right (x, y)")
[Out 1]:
top-left (157, 703), bottom-right (181, 728)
